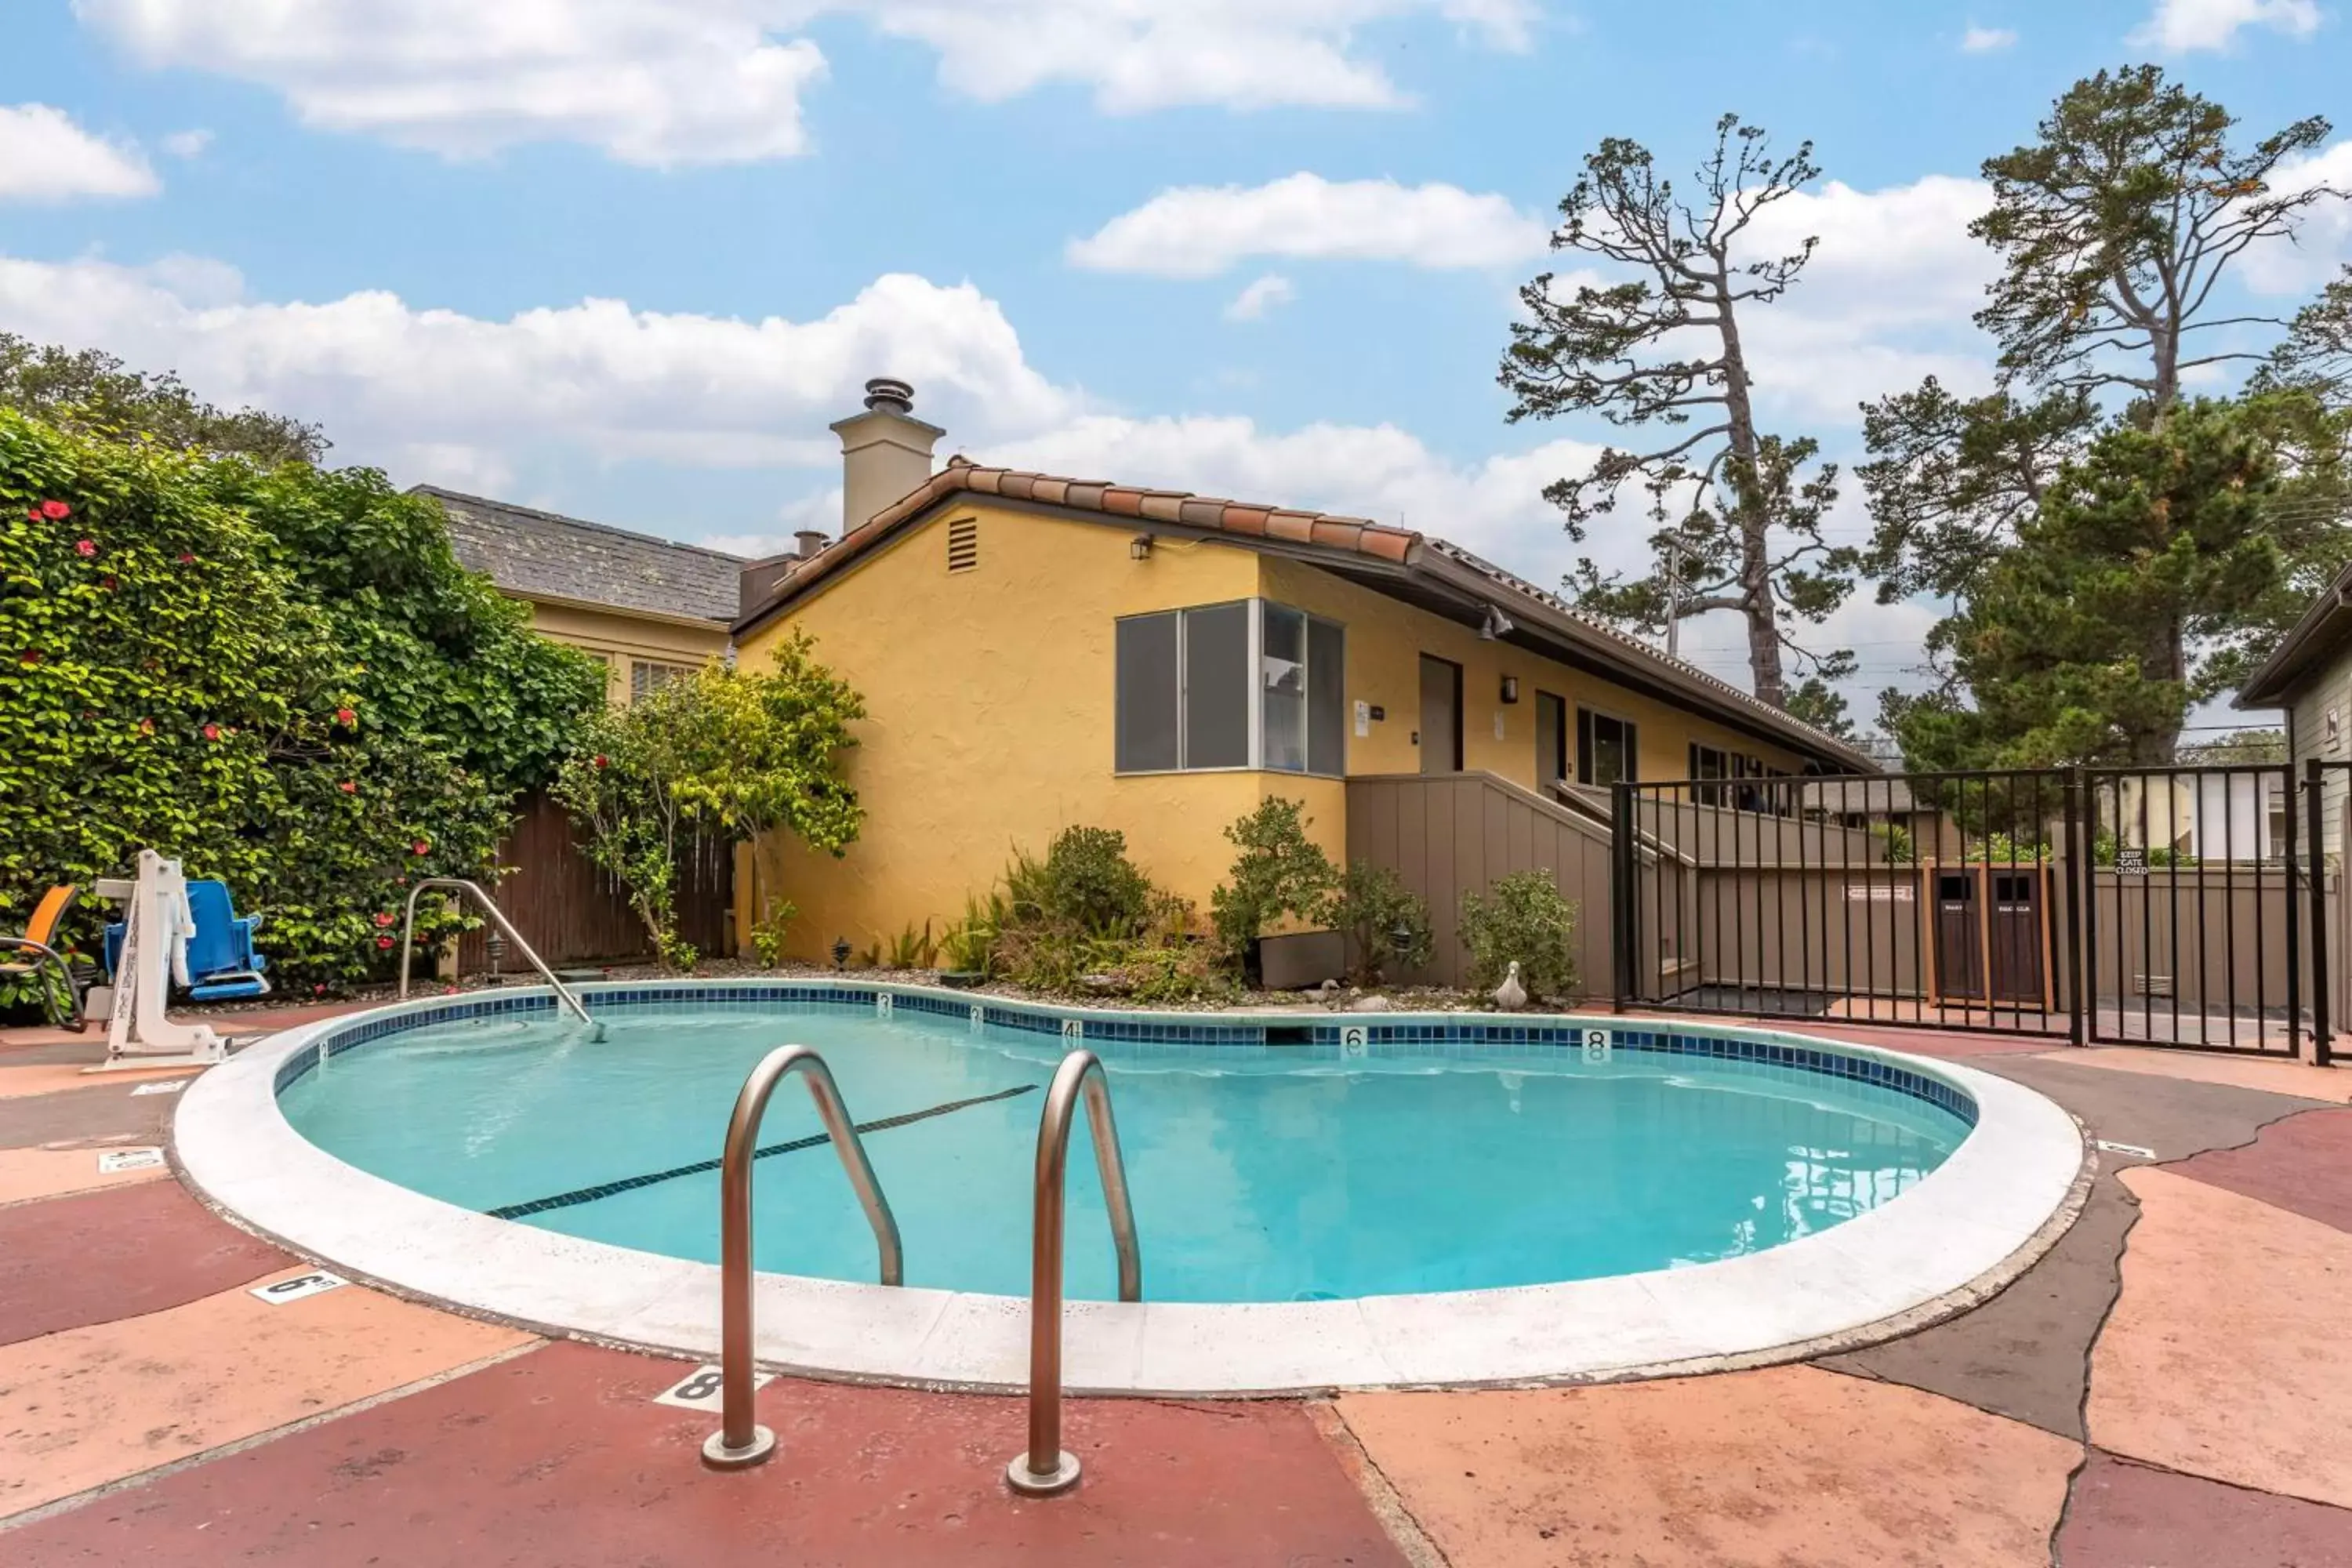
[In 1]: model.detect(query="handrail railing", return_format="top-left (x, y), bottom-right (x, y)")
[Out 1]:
top-left (396, 877), bottom-right (601, 1037)
top-left (1004, 1049), bottom-right (1142, 1497)
top-left (703, 1044), bottom-right (903, 1469)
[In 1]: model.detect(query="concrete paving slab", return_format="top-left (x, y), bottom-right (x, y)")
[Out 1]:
top-left (2058, 1450), bottom-right (2352, 1568)
top-left (2054, 1048), bottom-right (2352, 1104)
top-left (1338, 1364), bottom-right (2077, 1568)
top-left (0, 1148), bottom-right (168, 1208)
top-left (2089, 1167), bottom-right (2352, 1509)
top-left (0, 1267), bottom-right (536, 1518)
top-left (0, 1084), bottom-right (174, 1153)
top-left (0, 1181), bottom-right (291, 1346)
top-left (0, 1064), bottom-right (203, 1099)
top-left (2, 1341), bottom-right (1410, 1567)
top-left (1982, 1054), bottom-right (2325, 1164)
top-left (2164, 1108), bottom-right (2352, 1235)
top-left (1817, 1171), bottom-right (2134, 1439)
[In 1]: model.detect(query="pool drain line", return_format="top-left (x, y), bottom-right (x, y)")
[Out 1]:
top-left (486, 1083), bottom-right (1039, 1219)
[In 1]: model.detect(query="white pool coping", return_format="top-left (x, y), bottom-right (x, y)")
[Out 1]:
top-left (172, 985), bottom-right (2087, 1395)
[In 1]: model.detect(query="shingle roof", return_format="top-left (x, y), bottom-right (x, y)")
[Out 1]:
top-left (735, 456), bottom-right (1876, 772)
top-left (415, 485), bottom-right (746, 625)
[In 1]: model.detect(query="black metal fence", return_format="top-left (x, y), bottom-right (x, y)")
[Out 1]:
top-left (1609, 764), bottom-right (2335, 1064)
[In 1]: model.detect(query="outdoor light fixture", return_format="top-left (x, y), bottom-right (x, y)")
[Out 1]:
top-left (1479, 604), bottom-right (1515, 641)
top-left (1389, 921), bottom-right (1417, 964)
top-left (1130, 534), bottom-right (1152, 561)
top-left (1500, 676), bottom-right (1520, 704)
top-left (830, 935), bottom-right (851, 969)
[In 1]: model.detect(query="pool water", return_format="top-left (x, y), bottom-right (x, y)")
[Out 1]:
top-left (278, 1004), bottom-right (1970, 1304)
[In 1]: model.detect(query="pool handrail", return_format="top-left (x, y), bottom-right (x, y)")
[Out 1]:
top-left (703, 1043), bottom-right (904, 1469)
top-left (1004, 1048), bottom-right (1142, 1497)
top-left (395, 877), bottom-right (601, 1037)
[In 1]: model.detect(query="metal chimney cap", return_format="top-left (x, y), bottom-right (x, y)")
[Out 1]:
top-left (793, 529), bottom-right (829, 559)
top-left (862, 377), bottom-right (915, 415)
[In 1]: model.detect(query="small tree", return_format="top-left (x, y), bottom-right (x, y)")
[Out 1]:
top-left (554, 637), bottom-right (863, 967)
top-left (1323, 860), bottom-right (1432, 985)
top-left (1458, 872), bottom-right (1579, 1000)
top-left (1209, 798), bottom-right (1338, 964)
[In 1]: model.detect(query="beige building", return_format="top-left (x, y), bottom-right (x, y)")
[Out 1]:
top-left (416, 485), bottom-right (742, 699)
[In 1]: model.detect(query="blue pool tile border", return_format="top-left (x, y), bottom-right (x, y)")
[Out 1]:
top-left (269, 982), bottom-right (1976, 1128)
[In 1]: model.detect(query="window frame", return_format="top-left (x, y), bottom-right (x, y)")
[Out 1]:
top-left (1575, 705), bottom-right (1639, 788)
top-left (1112, 598), bottom-right (1346, 779)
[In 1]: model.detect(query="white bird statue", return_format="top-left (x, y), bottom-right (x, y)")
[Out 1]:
top-left (1493, 960), bottom-right (1528, 1012)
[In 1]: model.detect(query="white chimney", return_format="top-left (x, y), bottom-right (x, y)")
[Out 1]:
top-left (830, 377), bottom-right (944, 538)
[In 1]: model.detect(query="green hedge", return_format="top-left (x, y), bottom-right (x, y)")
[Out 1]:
top-left (0, 410), bottom-right (604, 996)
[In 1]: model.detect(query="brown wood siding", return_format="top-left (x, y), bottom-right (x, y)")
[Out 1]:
top-left (452, 791), bottom-right (732, 972)
top-left (1346, 771), bottom-right (1626, 997)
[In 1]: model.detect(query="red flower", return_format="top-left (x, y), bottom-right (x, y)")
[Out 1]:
top-left (24, 510), bottom-right (37, 523)
top-left (411, 840), bottom-right (430, 855)
top-left (373, 912), bottom-right (395, 927)
top-left (376, 935), bottom-right (394, 950)
top-left (74, 539), bottom-right (96, 557)
top-left (335, 706), bottom-right (357, 727)
top-left (338, 780), bottom-right (357, 793)
top-left (177, 552), bottom-right (196, 565)
top-left (313, 983), bottom-right (328, 996)
top-left (592, 754), bottom-right (608, 769)
top-left (40, 500), bottom-right (71, 521)
top-left (138, 717), bottom-right (154, 735)
top-left (18, 649), bottom-right (38, 666)
top-left (201, 724), bottom-right (220, 741)
top-left (101, 575), bottom-right (118, 591)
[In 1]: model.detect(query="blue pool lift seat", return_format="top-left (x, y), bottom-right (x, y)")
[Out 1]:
top-left (103, 879), bottom-right (271, 1001)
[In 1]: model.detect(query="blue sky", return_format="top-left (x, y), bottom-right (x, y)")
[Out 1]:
top-left (4, 1), bottom-right (2347, 714)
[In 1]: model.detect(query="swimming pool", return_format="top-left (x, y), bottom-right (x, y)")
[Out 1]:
top-left (176, 982), bottom-right (2086, 1392)
top-left (277, 1000), bottom-right (1970, 1304)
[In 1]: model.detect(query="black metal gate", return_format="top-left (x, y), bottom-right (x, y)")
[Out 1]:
top-left (1608, 764), bottom-right (2330, 1061)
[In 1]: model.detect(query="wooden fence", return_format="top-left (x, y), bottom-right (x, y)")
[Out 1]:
top-left (452, 791), bottom-right (731, 972)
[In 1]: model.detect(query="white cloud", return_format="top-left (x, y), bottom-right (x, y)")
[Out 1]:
top-left (1070, 174), bottom-right (1550, 278)
top-left (2129, 0), bottom-right (2321, 51)
top-left (160, 128), bottom-right (215, 158)
top-left (1225, 274), bottom-right (1297, 321)
top-left (0, 103), bottom-right (159, 202)
top-left (0, 252), bottom-right (1073, 474)
top-left (1959, 24), bottom-right (2017, 51)
top-left (2235, 139), bottom-right (2352, 296)
top-left (72, 2), bottom-right (1536, 165)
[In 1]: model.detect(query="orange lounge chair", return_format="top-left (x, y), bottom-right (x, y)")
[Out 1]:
top-left (1, 884), bottom-right (85, 1032)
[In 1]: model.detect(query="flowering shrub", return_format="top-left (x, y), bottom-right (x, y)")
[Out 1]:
top-left (0, 409), bottom-right (604, 998)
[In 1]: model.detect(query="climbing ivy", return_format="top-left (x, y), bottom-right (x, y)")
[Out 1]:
top-left (0, 409), bottom-right (604, 999)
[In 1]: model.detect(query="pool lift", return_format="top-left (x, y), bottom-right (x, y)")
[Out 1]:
top-left (85, 849), bottom-right (231, 1072)
top-left (396, 878), bottom-right (604, 1044)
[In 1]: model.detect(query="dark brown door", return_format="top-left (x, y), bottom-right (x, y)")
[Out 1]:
top-left (1934, 870), bottom-right (1984, 1000)
top-left (1418, 655), bottom-right (1462, 775)
top-left (1987, 871), bottom-right (2045, 1004)
top-left (1535, 691), bottom-right (1566, 793)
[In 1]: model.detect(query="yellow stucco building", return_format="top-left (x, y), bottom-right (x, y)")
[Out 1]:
top-left (731, 383), bottom-right (1871, 964)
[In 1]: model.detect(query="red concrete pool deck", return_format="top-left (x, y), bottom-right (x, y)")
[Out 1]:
top-left (0, 1013), bottom-right (2347, 1566)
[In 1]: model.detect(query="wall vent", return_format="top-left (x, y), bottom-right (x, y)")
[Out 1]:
top-left (2134, 972), bottom-right (2175, 998)
top-left (947, 517), bottom-right (978, 573)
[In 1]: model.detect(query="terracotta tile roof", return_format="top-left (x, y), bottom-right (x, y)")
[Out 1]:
top-left (758, 456), bottom-right (1417, 608)
top-left (741, 457), bottom-right (1875, 771)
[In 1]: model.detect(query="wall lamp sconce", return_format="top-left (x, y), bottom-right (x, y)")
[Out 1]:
top-left (1130, 534), bottom-right (1153, 561)
top-left (1500, 676), bottom-right (1520, 704)
top-left (1479, 604), bottom-right (1515, 641)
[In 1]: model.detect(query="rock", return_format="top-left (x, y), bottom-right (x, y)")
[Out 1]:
top-left (1347, 994), bottom-right (1395, 1012)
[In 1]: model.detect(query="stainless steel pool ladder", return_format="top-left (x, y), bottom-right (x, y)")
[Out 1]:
top-left (702, 1044), bottom-right (903, 1469)
top-left (395, 877), bottom-right (602, 1039)
top-left (1004, 1049), bottom-right (1142, 1497)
